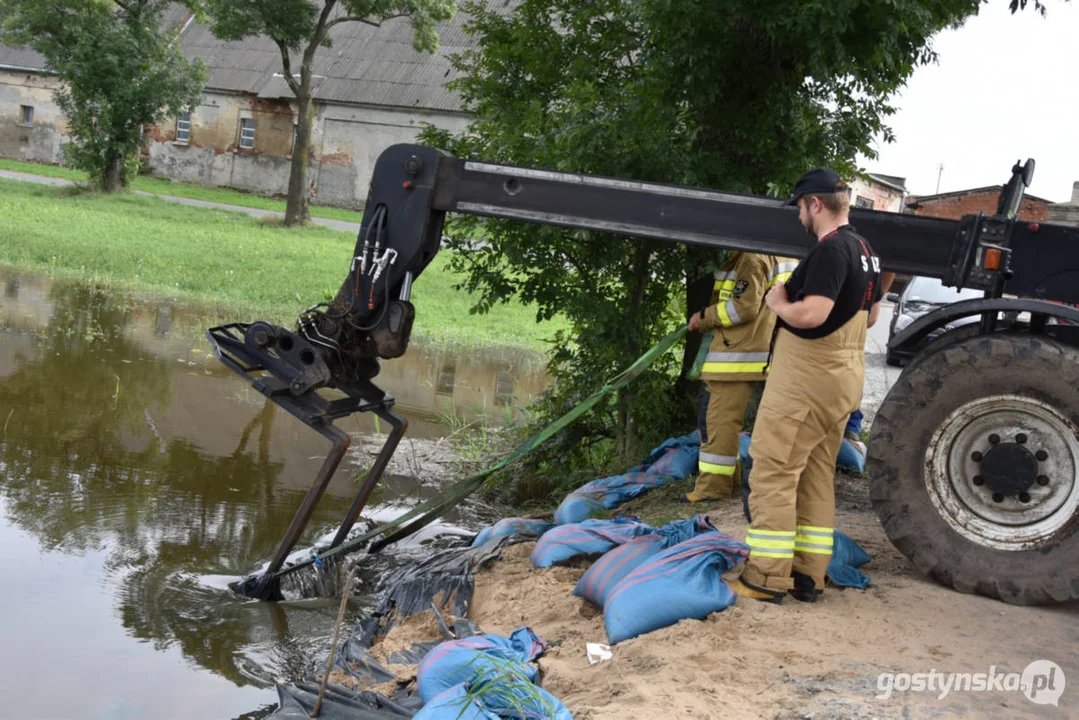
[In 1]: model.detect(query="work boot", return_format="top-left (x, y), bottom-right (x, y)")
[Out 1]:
top-left (790, 571), bottom-right (823, 603)
top-left (680, 491), bottom-right (731, 503)
top-left (729, 576), bottom-right (785, 605)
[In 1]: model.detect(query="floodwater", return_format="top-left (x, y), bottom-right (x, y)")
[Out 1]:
top-left (0, 268), bottom-right (549, 719)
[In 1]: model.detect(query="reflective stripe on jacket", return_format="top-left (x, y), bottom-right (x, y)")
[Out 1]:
top-left (699, 253), bottom-right (798, 382)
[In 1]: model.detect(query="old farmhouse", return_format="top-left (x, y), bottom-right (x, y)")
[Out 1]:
top-left (0, 7), bottom-right (472, 209)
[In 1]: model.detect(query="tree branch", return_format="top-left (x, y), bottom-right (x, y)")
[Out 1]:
top-left (306, 0), bottom-right (340, 58)
top-left (325, 13), bottom-right (409, 31)
top-left (275, 39), bottom-right (301, 97)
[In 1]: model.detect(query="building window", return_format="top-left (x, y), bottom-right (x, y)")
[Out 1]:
top-left (175, 112), bottom-right (191, 144)
top-left (20, 105), bottom-right (33, 125)
top-left (854, 195), bottom-right (874, 209)
top-left (239, 118), bottom-right (255, 149)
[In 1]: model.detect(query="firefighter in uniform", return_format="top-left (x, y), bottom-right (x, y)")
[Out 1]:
top-left (684, 251), bottom-right (798, 502)
top-left (730, 168), bottom-right (883, 604)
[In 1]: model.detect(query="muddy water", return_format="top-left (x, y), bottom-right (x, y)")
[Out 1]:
top-left (0, 269), bottom-right (549, 719)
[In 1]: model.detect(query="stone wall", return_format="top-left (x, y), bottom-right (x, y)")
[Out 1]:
top-left (146, 91), bottom-right (471, 208)
top-left (0, 69), bottom-right (67, 165)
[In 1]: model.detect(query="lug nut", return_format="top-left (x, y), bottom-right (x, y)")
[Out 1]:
top-left (1036, 450), bottom-right (1049, 461)
top-left (1037, 475), bottom-right (1050, 486)
top-left (1016, 433), bottom-right (1028, 444)
top-left (971, 451), bottom-right (983, 462)
top-left (973, 475), bottom-right (985, 486)
top-left (989, 434), bottom-right (1001, 445)
top-left (992, 493), bottom-right (1004, 503)
top-left (1019, 493), bottom-right (1031, 503)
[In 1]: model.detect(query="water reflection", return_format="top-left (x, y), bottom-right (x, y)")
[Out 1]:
top-left (0, 268), bottom-right (549, 719)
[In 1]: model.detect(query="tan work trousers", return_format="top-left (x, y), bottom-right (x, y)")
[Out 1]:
top-left (688, 380), bottom-right (758, 501)
top-left (742, 312), bottom-right (867, 591)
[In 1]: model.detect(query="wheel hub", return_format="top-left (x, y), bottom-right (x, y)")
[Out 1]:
top-left (925, 394), bottom-right (1079, 550)
top-left (978, 442), bottom-right (1038, 495)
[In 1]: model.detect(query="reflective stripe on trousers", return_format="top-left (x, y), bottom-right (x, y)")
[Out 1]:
top-left (699, 451), bottom-right (736, 476)
top-left (794, 525), bottom-right (834, 555)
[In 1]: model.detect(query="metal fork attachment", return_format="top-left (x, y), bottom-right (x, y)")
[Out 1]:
top-left (207, 321), bottom-right (408, 601)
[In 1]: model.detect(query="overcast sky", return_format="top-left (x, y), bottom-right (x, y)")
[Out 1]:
top-left (857, 0), bottom-right (1078, 203)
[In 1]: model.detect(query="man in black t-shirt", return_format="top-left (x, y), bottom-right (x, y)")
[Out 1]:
top-left (731, 168), bottom-right (883, 605)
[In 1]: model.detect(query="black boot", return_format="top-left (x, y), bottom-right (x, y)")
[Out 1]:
top-left (790, 571), bottom-right (822, 603)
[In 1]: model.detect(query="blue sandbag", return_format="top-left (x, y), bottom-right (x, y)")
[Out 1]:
top-left (573, 514), bottom-right (715, 607)
top-left (554, 431), bottom-right (700, 525)
top-left (470, 518), bottom-right (555, 547)
top-left (414, 676), bottom-right (573, 720)
top-left (602, 531), bottom-right (749, 645)
top-left (836, 437), bottom-right (867, 472)
top-left (827, 530), bottom-right (872, 589)
top-left (530, 516), bottom-right (654, 569)
top-left (416, 627), bottom-right (546, 704)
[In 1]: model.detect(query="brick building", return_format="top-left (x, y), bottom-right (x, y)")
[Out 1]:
top-left (905, 186), bottom-right (1051, 222)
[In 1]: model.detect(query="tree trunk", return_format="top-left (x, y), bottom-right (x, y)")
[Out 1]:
top-left (285, 92), bottom-right (314, 226)
top-left (615, 244), bottom-right (653, 461)
top-left (102, 154), bottom-right (124, 193)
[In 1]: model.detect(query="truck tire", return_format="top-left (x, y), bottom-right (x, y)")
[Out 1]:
top-left (868, 332), bottom-right (1079, 605)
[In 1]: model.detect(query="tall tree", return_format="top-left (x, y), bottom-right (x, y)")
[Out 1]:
top-left (193, 0), bottom-right (456, 226)
top-left (0, 0), bottom-right (206, 192)
top-left (421, 0), bottom-right (1053, 478)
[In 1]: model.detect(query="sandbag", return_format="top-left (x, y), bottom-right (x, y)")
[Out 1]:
top-left (603, 531), bottom-right (749, 645)
top-left (827, 530), bottom-right (872, 589)
top-left (414, 676), bottom-right (573, 720)
top-left (554, 432), bottom-right (700, 525)
top-left (530, 516), bottom-right (654, 569)
top-left (836, 437), bottom-right (867, 473)
top-left (573, 514), bottom-right (715, 607)
top-left (416, 627), bottom-right (547, 704)
top-left (470, 517), bottom-right (554, 547)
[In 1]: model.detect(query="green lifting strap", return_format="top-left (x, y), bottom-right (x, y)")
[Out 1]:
top-left (272, 324), bottom-right (689, 580)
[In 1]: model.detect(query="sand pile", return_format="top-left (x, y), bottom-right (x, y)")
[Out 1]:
top-left (464, 502), bottom-right (1073, 719)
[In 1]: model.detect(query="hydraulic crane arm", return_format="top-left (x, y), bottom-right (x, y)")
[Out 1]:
top-left (209, 143), bottom-right (1079, 600)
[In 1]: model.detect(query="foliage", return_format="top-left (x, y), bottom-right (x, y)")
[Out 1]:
top-left (0, 0), bottom-right (206, 192)
top-left (418, 0), bottom-right (1014, 485)
top-left (192, 0), bottom-right (456, 225)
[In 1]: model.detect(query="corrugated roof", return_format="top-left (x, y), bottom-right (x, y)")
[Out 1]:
top-left (185, 8), bottom-right (480, 113)
top-left (0, 45), bottom-right (48, 71)
top-left (867, 173), bottom-right (907, 192)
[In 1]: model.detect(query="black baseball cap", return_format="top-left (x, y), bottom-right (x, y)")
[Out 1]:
top-left (786, 167), bottom-right (844, 206)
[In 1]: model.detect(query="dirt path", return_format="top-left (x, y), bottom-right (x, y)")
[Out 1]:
top-left (466, 476), bottom-right (1078, 719)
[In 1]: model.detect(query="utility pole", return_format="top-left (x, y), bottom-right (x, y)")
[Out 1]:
top-left (935, 163), bottom-right (944, 194)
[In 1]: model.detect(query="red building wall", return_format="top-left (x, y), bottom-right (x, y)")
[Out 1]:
top-left (907, 188), bottom-right (1049, 222)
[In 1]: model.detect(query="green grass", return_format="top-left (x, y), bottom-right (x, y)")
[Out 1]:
top-left (0, 158), bottom-right (365, 224)
top-left (0, 178), bottom-right (566, 351)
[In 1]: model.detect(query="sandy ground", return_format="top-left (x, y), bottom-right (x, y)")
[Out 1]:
top-left (462, 477), bottom-right (1077, 720)
top-left (349, 306), bottom-right (1079, 718)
